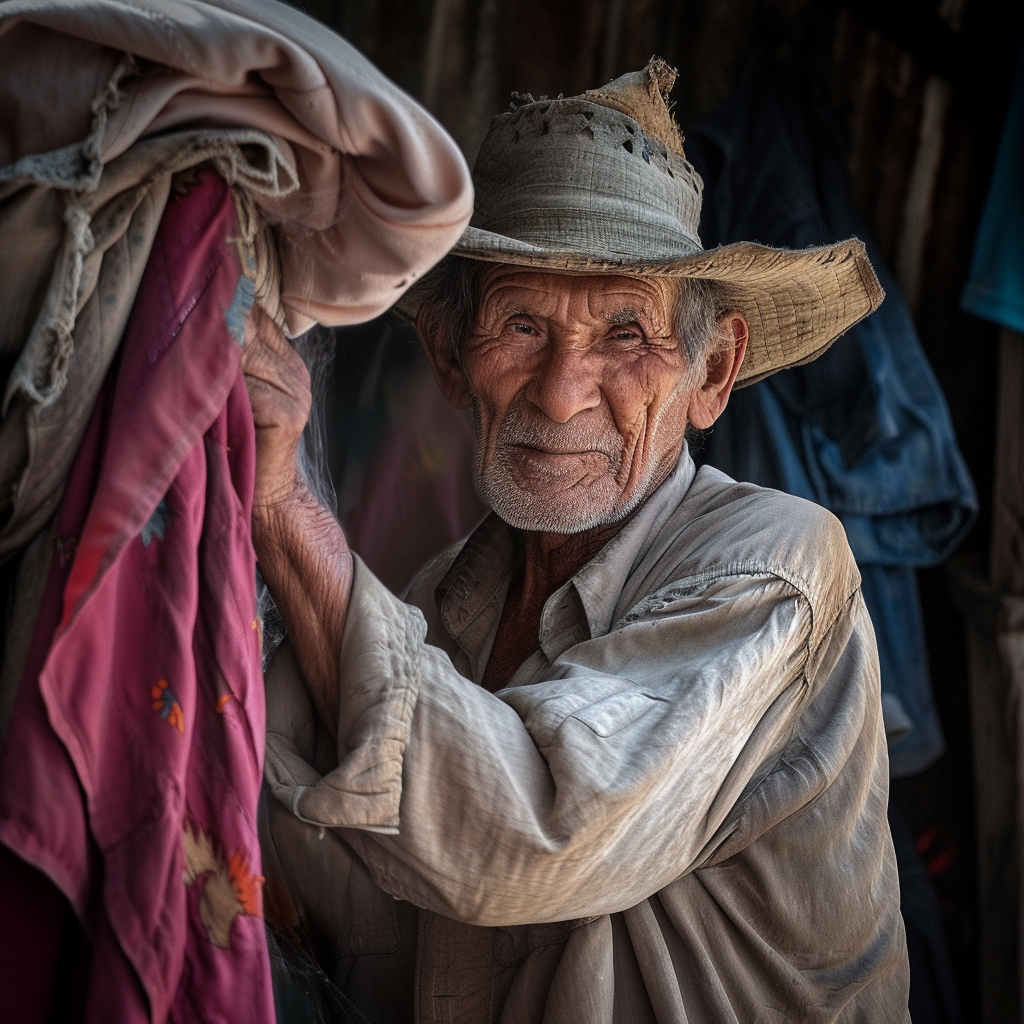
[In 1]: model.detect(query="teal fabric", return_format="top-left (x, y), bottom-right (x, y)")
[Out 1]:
top-left (962, 41), bottom-right (1024, 332)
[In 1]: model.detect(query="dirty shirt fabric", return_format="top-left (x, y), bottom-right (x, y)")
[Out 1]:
top-left (264, 452), bottom-right (910, 1023)
top-left (0, 172), bottom-right (272, 1023)
top-left (684, 59), bottom-right (977, 778)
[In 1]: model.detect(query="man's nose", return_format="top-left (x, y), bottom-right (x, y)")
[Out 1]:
top-left (527, 345), bottom-right (602, 423)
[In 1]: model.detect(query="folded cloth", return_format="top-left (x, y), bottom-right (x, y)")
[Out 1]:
top-left (0, 130), bottom-right (294, 740)
top-left (0, 0), bottom-right (472, 543)
top-left (0, 0), bottom-right (473, 337)
top-left (0, 130), bottom-right (291, 566)
top-left (0, 0), bottom-right (472, 732)
top-left (686, 59), bottom-right (977, 777)
top-left (0, 171), bottom-right (273, 1023)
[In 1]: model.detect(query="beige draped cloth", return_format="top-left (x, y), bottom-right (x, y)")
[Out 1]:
top-left (1, 0), bottom-right (473, 335)
top-left (0, 0), bottom-right (472, 731)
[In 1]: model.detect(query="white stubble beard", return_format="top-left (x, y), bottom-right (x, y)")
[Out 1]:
top-left (472, 400), bottom-right (661, 534)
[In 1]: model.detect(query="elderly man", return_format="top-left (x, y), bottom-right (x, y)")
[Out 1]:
top-left (252, 60), bottom-right (910, 1023)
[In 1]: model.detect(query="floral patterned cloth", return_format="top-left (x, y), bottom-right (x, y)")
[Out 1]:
top-left (0, 171), bottom-right (273, 1023)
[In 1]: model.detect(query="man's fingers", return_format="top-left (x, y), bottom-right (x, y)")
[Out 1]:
top-left (241, 307), bottom-right (312, 424)
top-left (242, 323), bottom-right (309, 384)
top-left (243, 356), bottom-right (310, 400)
top-left (240, 308), bottom-right (316, 503)
top-left (244, 304), bottom-right (290, 352)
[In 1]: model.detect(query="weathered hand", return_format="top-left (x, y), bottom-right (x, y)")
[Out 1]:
top-left (242, 306), bottom-right (312, 509)
top-left (242, 306), bottom-right (349, 736)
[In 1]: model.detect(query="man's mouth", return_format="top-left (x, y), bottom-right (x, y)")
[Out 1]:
top-left (517, 444), bottom-right (599, 457)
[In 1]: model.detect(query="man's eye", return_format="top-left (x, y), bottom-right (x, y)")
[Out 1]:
top-left (509, 322), bottom-right (535, 335)
top-left (611, 328), bottom-right (642, 342)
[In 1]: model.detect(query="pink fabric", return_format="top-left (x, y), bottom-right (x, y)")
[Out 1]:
top-left (0, 172), bottom-right (273, 1023)
top-left (0, 0), bottom-right (473, 332)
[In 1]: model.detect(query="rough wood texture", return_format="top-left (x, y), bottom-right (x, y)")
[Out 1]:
top-left (953, 562), bottom-right (1022, 1024)
top-left (992, 328), bottom-right (1024, 1021)
top-left (991, 330), bottom-right (1024, 593)
top-left (951, 331), bottom-right (1024, 1022)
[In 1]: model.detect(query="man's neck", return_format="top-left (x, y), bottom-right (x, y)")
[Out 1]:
top-left (481, 520), bottom-right (625, 692)
top-left (517, 520), bottom-right (624, 607)
top-left (515, 449), bottom-right (682, 604)
top-left (480, 454), bottom-right (682, 692)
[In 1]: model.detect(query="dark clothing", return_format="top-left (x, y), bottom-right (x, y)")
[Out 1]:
top-left (962, 39), bottom-right (1024, 332)
top-left (686, 59), bottom-right (977, 778)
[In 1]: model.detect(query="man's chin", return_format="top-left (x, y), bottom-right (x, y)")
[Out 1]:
top-left (505, 448), bottom-right (613, 487)
top-left (493, 506), bottom-right (618, 534)
top-left (481, 481), bottom-right (627, 535)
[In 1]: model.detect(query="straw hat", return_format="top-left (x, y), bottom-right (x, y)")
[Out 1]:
top-left (404, 57), bottom-right (884, 387)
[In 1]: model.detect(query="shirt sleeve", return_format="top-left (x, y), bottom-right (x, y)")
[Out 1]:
top-left (264, 554), bottom-right (821, 927)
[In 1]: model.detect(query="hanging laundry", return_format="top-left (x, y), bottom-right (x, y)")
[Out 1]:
top-left (685, 59), bottom-right (977, 779)
top-left (0, 0), bottom-right (473, 738)
top-left (0, 171), bottom-right (272, 1023)
top-left (962, 40), bottom-right (1024, 332)
top-left (0, 1), bottom-right (474, 1019)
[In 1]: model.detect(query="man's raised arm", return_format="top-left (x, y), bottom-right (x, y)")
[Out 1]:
top-left (244, 308), bottom-right (349, 739)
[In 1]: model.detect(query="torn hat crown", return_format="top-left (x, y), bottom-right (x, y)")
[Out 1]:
top-left (407, 57), bottom-right (885, 387)
top-left (582, 55), bottom-right (686, 157)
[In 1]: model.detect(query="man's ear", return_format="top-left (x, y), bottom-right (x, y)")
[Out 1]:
top-left (416, 303), bottom-right (473, 410)
top-left (687, 314), bottom-right (748, 429)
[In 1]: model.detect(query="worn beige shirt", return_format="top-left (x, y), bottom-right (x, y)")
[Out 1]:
top-left (263, 453), bottom-right (910, 1023)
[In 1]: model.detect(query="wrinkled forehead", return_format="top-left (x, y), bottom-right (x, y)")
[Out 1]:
top-left (476, 263), bottom-right (678, 322)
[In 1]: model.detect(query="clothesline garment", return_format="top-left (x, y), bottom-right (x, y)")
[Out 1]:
top-left (685, 59), bottom-right (977, 777)
top-left (264, 451), bottom-right (910, 1024)
top-left (0, 172), bottom-right (273, 1023)
top-left (962, 38), bottom-right (1024, 332)
top-left (0, 0), bottom-right (473, 738)
top-left (0, 0), bottom-right (473, 338)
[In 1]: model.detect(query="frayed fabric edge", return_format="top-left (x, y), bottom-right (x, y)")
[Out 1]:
top-left (0, 52), bottom-right (137, 192)
top-left (3, 129), bottom-right (299, 412)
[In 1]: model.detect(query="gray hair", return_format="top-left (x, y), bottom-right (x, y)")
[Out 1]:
top-left (417, 256), bottom-right (740, 384)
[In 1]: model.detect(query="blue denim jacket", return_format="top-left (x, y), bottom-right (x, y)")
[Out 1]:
top-left (687, 60), bottom-right (977, 777)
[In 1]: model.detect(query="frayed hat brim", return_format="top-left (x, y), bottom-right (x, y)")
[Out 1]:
top-left (397, 231), bottom-right (884, 388)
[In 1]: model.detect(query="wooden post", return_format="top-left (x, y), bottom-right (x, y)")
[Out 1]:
top-left (956, 567), bottom-right (1021, 1024)
top-left (991, 329), bottom-right (1024, 1022)
top-left (956, 327), bottom-right (1024, 1023)
top-left (991, 330), bottom-right (1024, 594)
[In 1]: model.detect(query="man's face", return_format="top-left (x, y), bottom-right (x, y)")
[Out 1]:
top-left (458, 266), bottom-right (694, 534)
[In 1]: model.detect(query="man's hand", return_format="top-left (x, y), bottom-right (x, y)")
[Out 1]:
top-left (243, 306), bottom-right (312, 509)
top-left (242, 306), bottom-right (350, 739)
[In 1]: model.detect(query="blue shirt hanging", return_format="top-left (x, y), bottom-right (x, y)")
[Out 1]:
top-left (686, 59), bottom-right (977, 778)
top-left (962, 40), bottom-right (1024, 332)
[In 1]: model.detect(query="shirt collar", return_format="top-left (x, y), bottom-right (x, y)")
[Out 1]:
top-left (434, 512), bottom-right (514, 674)
top-left (434, 447), bottom-right (697, 670)
top-left (570, 448), bottom-right (696, 640)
